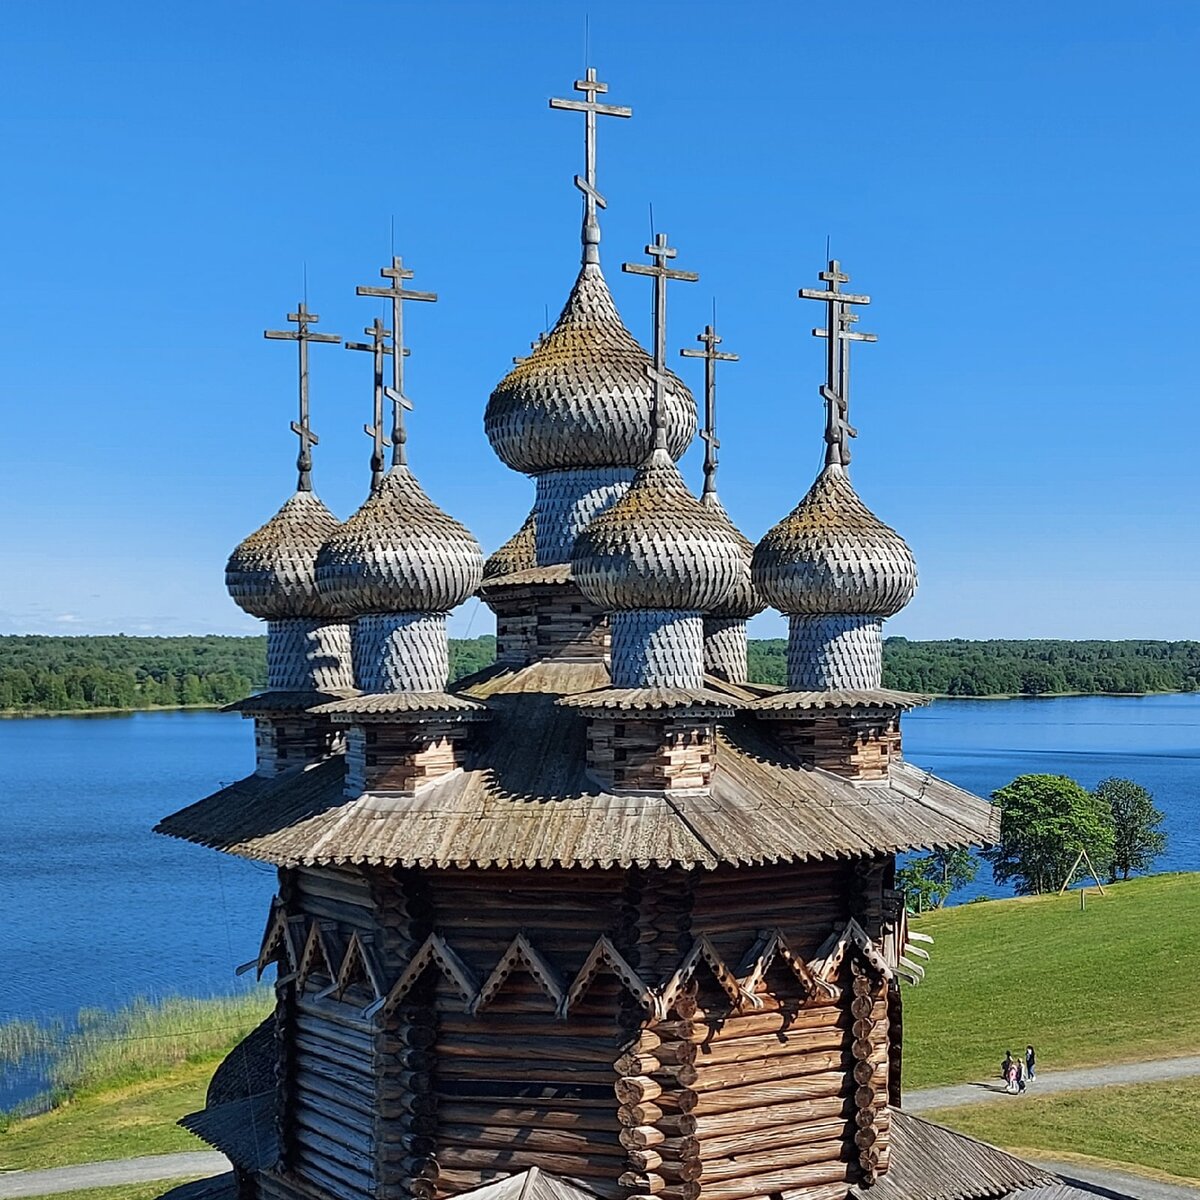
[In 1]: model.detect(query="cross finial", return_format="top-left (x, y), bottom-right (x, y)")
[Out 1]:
top-left (680, 322), bottom-right (739, 496)
top-left (345, 318), bottom-right (394, 493)
top-left (799, 259), bottom-right (876, 469)
top-left (623, 233), bottom-right (699, 448)
top-left (549, 66), bottom-right (632, 265)
top-left (263, 301), bottom-right (341, 491)
top-left (356, 255), bottom-right (437, 469)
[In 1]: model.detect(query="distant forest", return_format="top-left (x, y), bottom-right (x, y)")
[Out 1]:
top-left (1, 634), bottom-right (1197, 713)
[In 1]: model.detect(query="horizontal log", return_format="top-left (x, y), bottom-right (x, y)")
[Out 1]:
top-left (293, 1002), bottom-right (375, 1042)
top-left (435, 1059), bottom-right (616, 1084)
top-left (438, 1103), bottom-right (619, 1132)
top-left (435, 1145), bottom-right (629, 1179)
top-left (437, 1015), bottom-right (625, 1040)
top-left (653, 1089), bottom-right (698, 1114)
top-left (694, 1094), bottom-right (852, 1140)
top-left (695, 1028), bottom-right (852, 1068)
top-left (618, 1102), bottom-right (663, 1127)
top-left (657, 1159), bottom-right (703, 1183)
top-left (699, 1117), bottom-right (852, 1163)
top-left (627, 1148), bottom-right (665, 1173)
top-left (294, 1150), bottom-right (374, 1200)
top-left (693, 1071), bottom-right (850, 1115)
top-left (620, 1125), bottom-right (664, 1150)
top-left (439, 1034), bottom-right (623, 1064)
top-left (294, 1097), bottom-right (374, 1145)
top-left (619, 1170), bottom-right (665, 1193)
top-left (437, 1121), bottom-right (624, 1154)
top-left (694, 1158), bottom-right (854, 1200)
top-left (616, 1075), bottom-right (662, 1104)
top-left (694, 1049), bottom-right (853, 1092)
top-left (615, 1052), bottom-right (661, 1076)
top-left (295, 1124), bottom-right (374, 1172)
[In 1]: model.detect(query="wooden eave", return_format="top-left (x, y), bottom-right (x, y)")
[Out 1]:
top-left (156, 662), bottom-right (996, 870)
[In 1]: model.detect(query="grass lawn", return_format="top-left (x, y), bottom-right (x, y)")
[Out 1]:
top-left (0, 1059), bottom-right (219, 1171)
top-left (902, 872), bottom-right (1200, 1089)
top-left (925, 1076), bottom-right (1200, 1183)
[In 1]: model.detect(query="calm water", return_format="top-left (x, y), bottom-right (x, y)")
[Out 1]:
top-left (2, 695), bottom-right (1197, 1024)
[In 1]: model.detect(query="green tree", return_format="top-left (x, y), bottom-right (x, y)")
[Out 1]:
top-left (1094, 777), bottom-right (1168, 881)
top-left (984, 774), bottom-right (1116, 895)
top-left (897, 849), bottom-right (979, 911)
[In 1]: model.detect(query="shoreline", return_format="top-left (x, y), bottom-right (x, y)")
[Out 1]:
top-left (2, 689), bottom-right (1194, 719)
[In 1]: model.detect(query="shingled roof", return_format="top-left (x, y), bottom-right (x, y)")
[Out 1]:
top-left (156, 661), bottom-right (996, 870)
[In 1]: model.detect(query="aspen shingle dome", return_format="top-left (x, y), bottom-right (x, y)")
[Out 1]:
top-left (482, 507), bottom-right (536, 581)
top-left (226, 490), bottom-right (344, 621)
top-left (699, 491), bottom-right (765, 620)
top-left (572, 448), bottom-right (743, 612)
top-left (485, 264), bottom-right (697, 472)
top-left (315, 467), bottom-right (484, 615)
top-left (752, 465), bottom-right (917, 617)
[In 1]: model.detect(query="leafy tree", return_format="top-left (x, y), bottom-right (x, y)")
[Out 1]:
top-left (897, 849), bottom-right (979, 911)
top-left (984, 774), bottom-right (1116, 895)
top-left (1094, 777), bottom-right (1168, 881)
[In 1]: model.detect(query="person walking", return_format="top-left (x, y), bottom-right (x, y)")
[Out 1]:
top-left (1002, 1050), bottom-right (1017, 1094)
top-left (1026, 1045), bottom-right (1037, 1083)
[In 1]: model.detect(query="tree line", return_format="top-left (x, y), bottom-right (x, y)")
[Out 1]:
top-left (898, 775), bottom-right (1169, 908)
top-left (0, 635), bottom-right (498, 712)
top-left (3, 634), bottom-right (1198, 713)
top-left (748, 637), bottom-right (1200, 695)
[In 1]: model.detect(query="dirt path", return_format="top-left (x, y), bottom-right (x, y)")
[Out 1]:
top-left (904, 1053), bottom-right (1200, 1113)
top-left (0, 1152), bottom-right (227, 1198)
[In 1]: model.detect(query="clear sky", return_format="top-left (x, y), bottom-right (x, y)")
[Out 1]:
top-left (0, 1), bottom-right (1196, 642)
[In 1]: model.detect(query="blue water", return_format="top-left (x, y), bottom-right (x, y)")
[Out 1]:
top-left (902, 694), bottom-right (1200, 899)
top-left (2, 695), bottom-right (1197, 1024)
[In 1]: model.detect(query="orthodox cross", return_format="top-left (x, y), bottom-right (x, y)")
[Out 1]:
top-left (345, 318), bottom-right (394, 493)
top-left (623, 233), bottom-right (699, 443)
top-left (680, 323), bottom-right (739, 498)
top-left (799, 259), bottom-right (876, 468)
top-left (356, 256), bottom-right (437, 469)
top-left (263, 302), bottom-right (340, 492)
top-left (549, 67), bottom-right (632, 264)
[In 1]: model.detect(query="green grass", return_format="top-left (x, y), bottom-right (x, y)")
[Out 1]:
top-left (0, 990), bottom-right (271, 1171)
top-left (925, 1076), bottom-right (1200, 1182)
top-left (0, 1059), bottom-right (220, 1170)
top-left (902, 873), bottom-right (1200, 1089)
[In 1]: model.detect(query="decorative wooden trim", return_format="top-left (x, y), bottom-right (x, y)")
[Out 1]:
top-left (735, 927), bottom-right (821, 1007)
top-left (331, 931), bottom-right (387, 1002)
top-left (658, 934), bottom-right (741, 1018)
top-left (809, 918), bottom-right (893, 986)
top-left (256, 898), bottom-right (291, 978)
top-left (473, 932), bottom-right (566, 1015)
top-left (295, 920), bottom-right (342, 993)
top-left (563, 934), bottom-right (655, 1017)
top-left (381, 932), bottom-right (479, 1016)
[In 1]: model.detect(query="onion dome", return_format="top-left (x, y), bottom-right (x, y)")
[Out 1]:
top-left (485, 264), bottom-right (697, 473)
top-left (699, 491), bottom-right (765, 620)
top-left (572, 448), bottom-right (743, 612)
top-left (316, 466), bottom-right (484, 615)
top-left (752, 465), bottom-right (917, 617)
top-left (482, 507), bottom-right (536, 581)
top-left (226, 491), bottom-right (343, 620)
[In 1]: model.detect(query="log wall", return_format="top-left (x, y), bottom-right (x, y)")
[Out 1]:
top-left (485, 584), bottom-right (609, 666)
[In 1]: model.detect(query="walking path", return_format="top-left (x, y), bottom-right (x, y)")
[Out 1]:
top-left (2, 1056), bottom-right (1199, 1199)
top-left (0, 1152), bottom-right (227, 1198)
top-left (905, 1053), bottom-right (1200, 1113)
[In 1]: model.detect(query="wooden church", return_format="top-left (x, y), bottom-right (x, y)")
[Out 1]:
top-left (156, 67), bottom-right (1083, 1200)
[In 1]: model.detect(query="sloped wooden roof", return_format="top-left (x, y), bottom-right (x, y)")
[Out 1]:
top-left (847, 1110), bottom-right (1057, 1200)
top-left (180, 1093), bottom-right (276, 1173)
top-left (156, 661), bottom-right (996, 869)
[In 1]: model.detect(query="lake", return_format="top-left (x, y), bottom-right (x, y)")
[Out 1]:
top-left (2, 695), bottom-right (1197, 1028)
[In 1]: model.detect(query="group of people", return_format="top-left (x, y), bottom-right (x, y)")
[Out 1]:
top-left (1001, 1045), bottom-right (1037, 1094)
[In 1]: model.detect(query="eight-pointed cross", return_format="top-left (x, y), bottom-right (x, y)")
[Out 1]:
top-left (356, 256), bottom-right (437, 468)
top-left (680, 323), bottom-right (739, 498)
top-left (799, 259), bottom-right (875, 469)
top-left (345, 318), bottom-right (394, 494)
top-left (264, 302), bottom-right (341, 492)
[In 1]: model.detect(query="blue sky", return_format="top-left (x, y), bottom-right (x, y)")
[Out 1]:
top-left (0, 1), bottom-right (1196, 641)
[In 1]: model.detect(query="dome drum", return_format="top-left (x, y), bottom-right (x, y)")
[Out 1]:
top-left (787, 614), bottom-right (883, 692)
top-left (353, 613), bottom-right (450, 695)
top-left (535, 467), bottom-right (635, 566)
top-left (702, 616), bottom-right (750, 685)
top-left (610, 610), bottom-right (705, 690)
top-left (266, 618), bottom-right (355, 694)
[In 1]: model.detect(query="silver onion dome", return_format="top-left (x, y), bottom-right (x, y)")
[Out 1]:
top-left (485, 264), bottom-right (697, 473)
top-left (226, 490), bottom-right (344, 621)
top-left (699, 491), bottom-right (765, 620)
top-left (482, 507), bottom-right (536, 581)
top-left (572, 448), bottom-right (743, 612)
top-left (752, 465), bottom-right (917, 617)
top-left (315, 466), bottom-right (484, 615)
